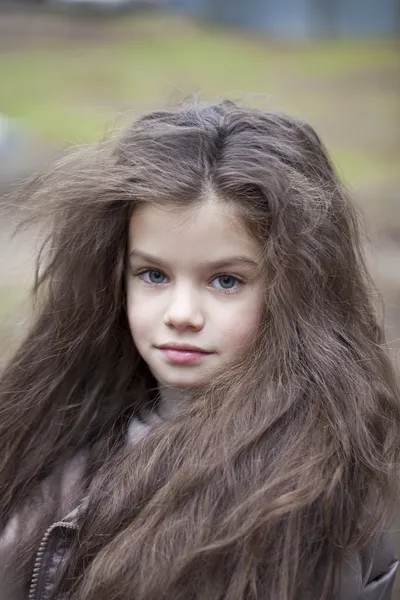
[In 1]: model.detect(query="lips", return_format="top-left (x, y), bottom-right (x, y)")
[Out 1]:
top-left (157, 342), bottom-right (210, 353)
top-left (157, 343), bottom-right (212, 365)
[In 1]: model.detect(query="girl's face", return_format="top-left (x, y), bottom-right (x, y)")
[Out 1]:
top-left (126, 197), bottom-right (265, 389)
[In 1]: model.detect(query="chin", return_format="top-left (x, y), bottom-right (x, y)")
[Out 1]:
top-left (165, 380), bottom-right (204, 389)
top-left (159, 373), bottom-right (207, 389)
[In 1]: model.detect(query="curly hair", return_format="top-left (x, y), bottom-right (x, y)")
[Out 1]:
top-left (1, 101), bottom-right (399, 600)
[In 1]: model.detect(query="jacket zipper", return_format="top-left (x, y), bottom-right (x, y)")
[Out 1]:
top-left (28, 521), bottom-right (78, 600)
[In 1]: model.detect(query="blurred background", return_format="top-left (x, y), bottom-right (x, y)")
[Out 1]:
top-left (0, 0), bottom-right (399, 582)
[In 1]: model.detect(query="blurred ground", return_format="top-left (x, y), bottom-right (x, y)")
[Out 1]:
top-left (0, 6), bottom-right (400, 579)
top-left (2, 10), bottom-right (399, 340)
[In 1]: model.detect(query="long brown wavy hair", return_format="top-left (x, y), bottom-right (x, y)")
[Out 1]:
top-left (1, 101), bottom-right (399, 600)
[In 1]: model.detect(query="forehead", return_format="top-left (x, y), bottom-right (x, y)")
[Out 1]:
top-left (128, 199), bottom-right (261, 262)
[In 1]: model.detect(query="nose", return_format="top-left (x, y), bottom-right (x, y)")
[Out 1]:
top-left (163, 284), bottom-right (205, 332)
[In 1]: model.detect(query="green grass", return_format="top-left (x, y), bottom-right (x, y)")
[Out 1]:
top-left (0, 286), bottom-right (29, 321)
top-left (0, 286), bottom-right (31, 362)
top-left (331, 150), bottom-right (399, 187)
top-left (1, 12), bottom-right (399, 185)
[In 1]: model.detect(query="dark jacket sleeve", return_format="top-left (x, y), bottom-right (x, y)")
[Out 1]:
top-left (337, 532), bottom-right (398, 599)
top-left (359, 532), bottom-right (398, 600)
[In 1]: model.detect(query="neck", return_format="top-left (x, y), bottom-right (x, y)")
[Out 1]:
top-left (157, 385), bottom-right (192, 420)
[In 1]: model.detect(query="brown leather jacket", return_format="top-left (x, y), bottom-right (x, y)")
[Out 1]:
top-left (1, 507), bottom-right (398, 600)
top-left (0, 453), bottom-right (398, 600)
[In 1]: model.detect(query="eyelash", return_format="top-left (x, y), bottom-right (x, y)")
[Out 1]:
top-left (136, 269), bottom-right (244, 294)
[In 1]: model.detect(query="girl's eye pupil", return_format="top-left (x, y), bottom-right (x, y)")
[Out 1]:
top-left (219, 275), bottom-right (235, 289)
top-left (144, 271), bottom-right (237, 288)
top-left (149, 270), bottom-right (164, 283)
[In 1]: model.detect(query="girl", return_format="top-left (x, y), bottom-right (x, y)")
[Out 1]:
top-left (0, 100), bottom-right (399, 600)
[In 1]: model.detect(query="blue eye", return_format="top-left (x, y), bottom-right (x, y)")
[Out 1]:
top-left (139, 269), bottom-right (168, 284)
top-left (212, 275), bottom-right (241, 291)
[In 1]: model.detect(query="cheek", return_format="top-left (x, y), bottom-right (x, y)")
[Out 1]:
top-left (218, 297), bottom-right (262, 348)
top-left (126, 287), bottom-right (150, 343)
top-left (228, 316), bottom-right (259, 348)
top-left (127, 305), bottom-right (141, 338)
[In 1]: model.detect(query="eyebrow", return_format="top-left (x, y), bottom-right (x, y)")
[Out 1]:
top-left (129, 249), bottom-right (260, 270)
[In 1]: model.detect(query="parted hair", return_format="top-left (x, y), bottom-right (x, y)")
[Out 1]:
top-left (1, 101), bottom-right (399, 600)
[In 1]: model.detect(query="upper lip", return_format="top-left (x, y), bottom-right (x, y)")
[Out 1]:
top-left (157, 342), bottom-right (211, 353)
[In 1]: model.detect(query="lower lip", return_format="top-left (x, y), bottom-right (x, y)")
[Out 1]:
top-left (159, 348), bottom-right (211, 364)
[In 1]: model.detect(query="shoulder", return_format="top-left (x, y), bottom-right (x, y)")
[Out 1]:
top-left (1, 449), bottom-right (87, 539)
top-left (338, 532), bottom-right (398, 600)
top-left (0, 450), bottom-right (88, 600)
